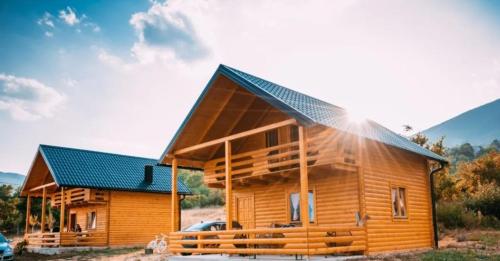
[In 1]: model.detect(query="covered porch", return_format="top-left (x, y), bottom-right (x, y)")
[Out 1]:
top-left (22, 164), bottom-right (109, 249)
top-left (166, 119), bottom-right (367, 256)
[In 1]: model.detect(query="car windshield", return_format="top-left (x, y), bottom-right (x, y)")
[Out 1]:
top-left (184, 222), bottom-right (212, 231)
top-left (0, 234), bottom-right (7, 243)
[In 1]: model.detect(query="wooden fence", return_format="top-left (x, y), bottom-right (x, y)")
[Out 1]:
top-left (168, 226), bottom-right (366, 255)
top-left (26, 231), bottom-right (107, 247)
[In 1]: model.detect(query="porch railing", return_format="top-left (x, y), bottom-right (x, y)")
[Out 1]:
top-left (204, 132), bottom-right (358, 186)
top-left (51, 188), bottom-right (108, 207)
top-left (168, 226), bottom-right (366, 255)
top-left (26, 231), bottom-right (107, 247)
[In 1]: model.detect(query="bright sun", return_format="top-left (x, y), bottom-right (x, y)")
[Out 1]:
top-left (346, 108), bottom-right (367, 124)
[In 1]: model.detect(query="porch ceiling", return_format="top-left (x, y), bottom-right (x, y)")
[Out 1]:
top-left (21, 151), bottom-right (57, 196)
top-left (165, 74), bottom-right (292, 165)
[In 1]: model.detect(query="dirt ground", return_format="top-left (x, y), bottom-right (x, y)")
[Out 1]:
top-left (10, 227), bottom-right (499, 260)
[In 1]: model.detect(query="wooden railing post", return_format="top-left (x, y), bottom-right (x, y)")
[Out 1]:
top-left (25, 193), bottom-right (31, 235)
top-left (298, 126), bottom-right (309, 228)
top-left (60, 187), bottom-right (65, 232)
top-left (171, 158), bottom-right (179, 231)
top-left (225, 140), bottom-right (233, 230)
top-left (41, 187), bottom-right (47, 232)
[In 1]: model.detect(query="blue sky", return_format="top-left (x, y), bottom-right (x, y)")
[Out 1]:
top-left (1, 0), bottom-right (499, 174)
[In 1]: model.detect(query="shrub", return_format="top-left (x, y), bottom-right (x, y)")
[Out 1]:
top-left (14, 239), bottom-right (27, 255)
top-left (464, 183), bottom-right (500, 219)
top-left (436, 202), bottom-right (480, 229)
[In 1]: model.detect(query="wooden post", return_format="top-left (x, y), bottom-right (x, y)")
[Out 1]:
top-left (298, 126), bottom-right (309, 227)
top-left (25, 193), bottom-right (31, 234)
top-left (60, 187), bottom-right (65, 232)
top-left (41, 187), bottom-right (47, 232)
top-left (171, 158), bottom-right (179, 231)
top-left (225, 140), bottom-right (233, 230)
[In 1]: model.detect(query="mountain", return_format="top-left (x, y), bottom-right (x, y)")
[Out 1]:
top-left (0, 172), bottom-right (25, 188)
top-left (422, 99), bottom-right (500, 147)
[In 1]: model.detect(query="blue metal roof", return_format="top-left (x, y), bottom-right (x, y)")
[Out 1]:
top-left (220, 65), bottom-right (447, 162)
top-left (161, 64), bottom-right (447, 163)
top-left (39, 145), bottom-right (191, 194)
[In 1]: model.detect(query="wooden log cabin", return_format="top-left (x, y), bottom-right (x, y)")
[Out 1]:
top-left (160, 65), bottom-right (448, 256)
top-left (20, 145), bottom-right (190, 250)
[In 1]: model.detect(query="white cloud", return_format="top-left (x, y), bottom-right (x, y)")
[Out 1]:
top-left (37, 12), bottom-right (55, 37)
top-left (37, 12), bottom-right (54, 28)
top-left (0, 74), bottom-right (66, 121)
top-left (59, 7), bottom-right (81, 26)
top-left (129, 0), bottom-right (209, 62)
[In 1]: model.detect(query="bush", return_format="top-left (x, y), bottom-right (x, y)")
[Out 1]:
top-left (464, 184), bottom-right (500, 219)
top-left (436, 202), bottom-right (479, 229)
top-left (480, 216), bottom-right (500, 229)
top-left (14, 239), bottom-right (27, 255)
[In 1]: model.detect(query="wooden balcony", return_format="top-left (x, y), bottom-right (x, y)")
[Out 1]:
top-left (51, 188), bottom-right (108, 207)
top-left (204, 131), bottom-right (358, 186)
top-left (168, 226), bottom-right (366, 255)
top-left (26, 231), bottom-right (107, 248)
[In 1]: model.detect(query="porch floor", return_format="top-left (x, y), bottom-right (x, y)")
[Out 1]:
top-left (169, 254), bottom-right (365, 261)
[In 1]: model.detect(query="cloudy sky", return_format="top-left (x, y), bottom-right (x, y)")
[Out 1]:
top-left (1, 0), bottom-right (499, 174)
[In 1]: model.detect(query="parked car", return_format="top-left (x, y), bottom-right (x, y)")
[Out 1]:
top-left (0, 233), bottom-right (14, 260)
top-left (181, 221), bottom-right (242, 255)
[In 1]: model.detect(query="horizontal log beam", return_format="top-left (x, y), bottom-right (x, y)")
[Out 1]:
top-left (29, 182), bottom-right (56, 192)
top-left (174, 119), bottom-right (297, 155)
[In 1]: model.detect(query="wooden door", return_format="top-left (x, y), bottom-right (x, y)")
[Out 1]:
top-left (236, 194), bottom-right (255, 229)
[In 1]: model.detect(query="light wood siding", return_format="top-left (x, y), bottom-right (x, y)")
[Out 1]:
top-left (68, 204), bottom-right (107, 232)
top-left (233, 169), bottom-right (360, 228)
top-left (362, 140), bottom-right (432, 253)
top-left (108, 191), bottom-right (172, 246)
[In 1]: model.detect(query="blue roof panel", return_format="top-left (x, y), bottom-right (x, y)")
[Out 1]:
top-left (219, 65), bottom-right (447, 162)
top-left (40, 145), bottom-right (191, 194)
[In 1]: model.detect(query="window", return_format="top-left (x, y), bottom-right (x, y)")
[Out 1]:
top-left (265, 129), bottom-right (279, 148)
top-left (391, 187), bottom-right (407, 218)
top-left (289, 191), bottom-right (315, 223)
top-left (87, 211), bottom-right (97, 229)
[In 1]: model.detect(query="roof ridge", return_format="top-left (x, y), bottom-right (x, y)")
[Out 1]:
top-left (39, 144), bottom-right (160, 163)
top-left (220, 64), bottom-right (345, 110)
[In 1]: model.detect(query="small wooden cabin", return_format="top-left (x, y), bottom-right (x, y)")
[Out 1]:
top-left (160, 65), bottom-right (447, 256)
top-left (20, 145), bottom-right (190, 250)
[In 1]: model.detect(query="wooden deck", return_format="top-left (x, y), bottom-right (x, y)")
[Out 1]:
top-left (26, 231), bottom-right (107, 247)
top-left (168, 226), bottom-right (366, 255)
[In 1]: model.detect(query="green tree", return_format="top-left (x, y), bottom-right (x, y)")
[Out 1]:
top-left (179, 170), bottom-right (224, 209)
top-left (0, 185), bottom-right (22, 233)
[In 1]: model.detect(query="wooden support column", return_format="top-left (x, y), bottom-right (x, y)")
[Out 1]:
top-left (25, 193), bottom-right (31, 234)
top-left (60, 187), bottom-right (65, 232)
top-left (298, 126), bottom-right (309, 228)
top-left (225, 140), bottom-right (233, 230)
top-left (40, 187), bottom-right (47, 232)
top-left (171, 158), bottom-right (179, 231)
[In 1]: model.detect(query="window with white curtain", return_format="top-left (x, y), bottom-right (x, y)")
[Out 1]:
top-left (289, 191), bottom-right (315, 223)
top-left (391, 187), bottom-right (407, 218)
top-left (87, 211), bottom-right (97, 229)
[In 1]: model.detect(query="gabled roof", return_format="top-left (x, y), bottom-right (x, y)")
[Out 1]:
top-left (32, 145), bottom-right (191, 194)
top-left (161, 64), bottom-right (447, 163)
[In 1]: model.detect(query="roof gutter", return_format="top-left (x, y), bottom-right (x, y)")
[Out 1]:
top-left (429, 160), bottom-right (446, 249)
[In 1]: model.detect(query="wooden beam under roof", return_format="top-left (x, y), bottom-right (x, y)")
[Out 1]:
top-left (174, 119), bottom-right (297, 155)
top-left (194, 86), bottom-right (238, 149)
top-left (29, 182), bottom-right (57, 192)
top-left (206, 95), bottom-right (258, 160)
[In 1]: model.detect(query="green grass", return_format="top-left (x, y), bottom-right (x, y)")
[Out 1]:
top-left (421, 250), bottom-right (500, 261)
